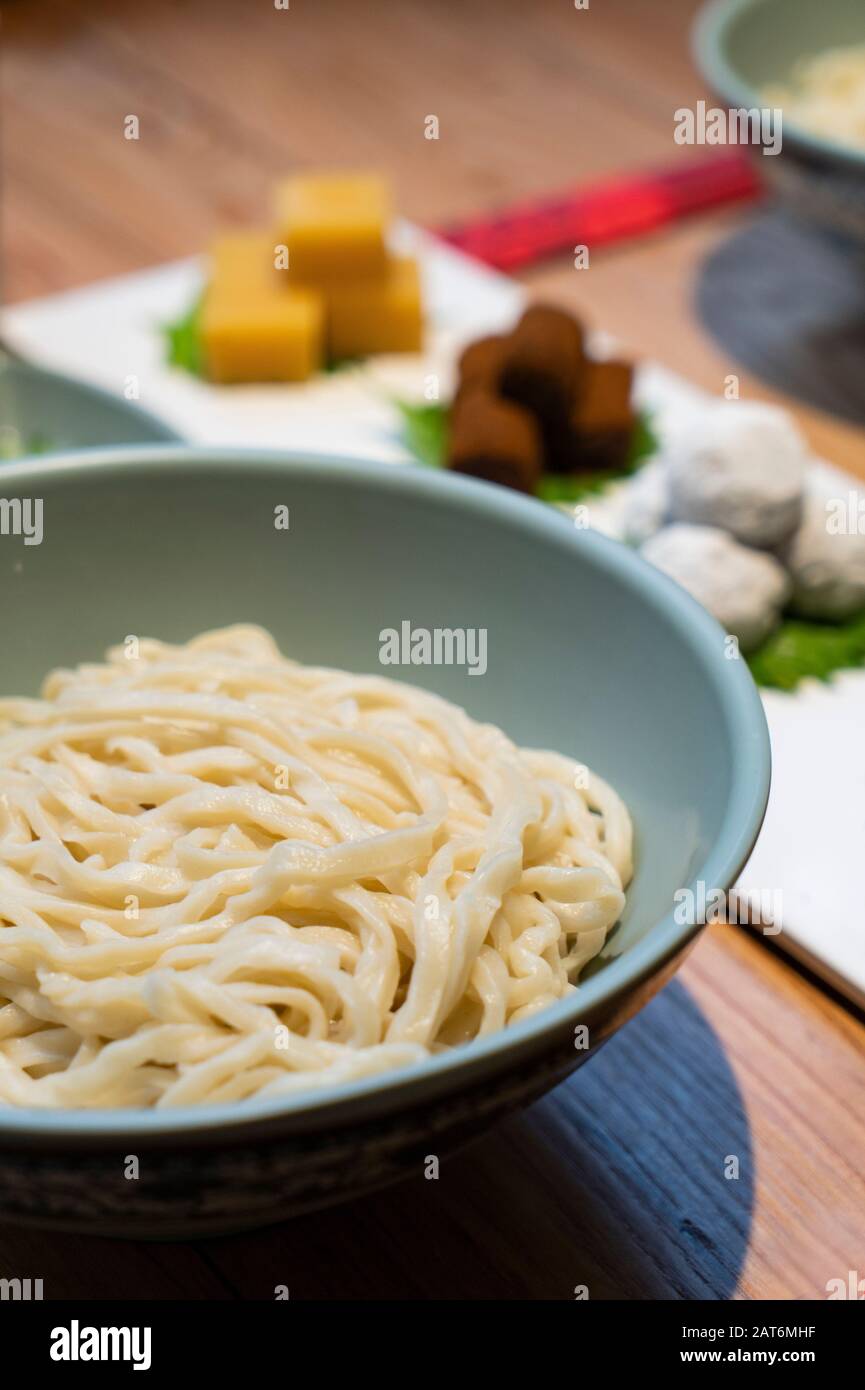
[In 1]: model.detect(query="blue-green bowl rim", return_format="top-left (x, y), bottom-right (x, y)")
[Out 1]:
top-left (0, 446), bottom-right (771, 1139)
top-left (0, 358), bottom-right (182, 448)
top-left (694, 0), bottom-right (865, 174)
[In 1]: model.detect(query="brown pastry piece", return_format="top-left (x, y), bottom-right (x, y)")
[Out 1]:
top-left (570, 358), bottom-right (637, 472)
top-left (458, 334), bottom-right (506, 389)
top-left (453, 334), bottom-right (506, 412)
top-left (448, 387), bottom-right (542, 494)
top-left (498, 304), bottom-right (585, 432)
top-left (575, 359), bottom-right (634, 432)
top-left (541, 420), bottom-right (581, 475)
top-left (571, 428), bottom-right (634, 472)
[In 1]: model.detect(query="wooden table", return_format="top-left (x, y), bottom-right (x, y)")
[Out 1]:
top-left (3, 0), bottom-right (864, 1300)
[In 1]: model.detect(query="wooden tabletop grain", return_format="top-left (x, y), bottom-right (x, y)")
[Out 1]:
top-left (2, 0), bottom-right (864, 1301)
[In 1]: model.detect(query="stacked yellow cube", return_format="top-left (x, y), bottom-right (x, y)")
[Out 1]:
top-left (200, 173), bottom-right (423, 384)
top-left (202, 234), bottom-right (323, 385)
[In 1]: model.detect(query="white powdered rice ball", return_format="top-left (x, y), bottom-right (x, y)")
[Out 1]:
top-left (642, 523), bottom-right (790, 651)
top-left (666, 401), bottom-right (807, 549)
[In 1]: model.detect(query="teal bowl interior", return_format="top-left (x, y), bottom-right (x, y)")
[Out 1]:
top-left (0, 360), bottom-right (180, 455)
top-left (0, 448), bottom-right (769, 1140)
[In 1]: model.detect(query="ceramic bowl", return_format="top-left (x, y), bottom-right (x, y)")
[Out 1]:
top-left (695, 0), bottom-right (865, 241)
top-left (0, 448), bottom-right (770, 1236)
top-left (0, 359), bottom-right (180, 457)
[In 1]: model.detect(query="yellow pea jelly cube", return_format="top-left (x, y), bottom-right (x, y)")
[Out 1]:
top-left (324, 256), bottom-right (423, 359)
top-left (210, 231), bottom-right (282, 288)
top-left (200, 232), bottom-right (323, 383)
top-left (202, 294), bottom-right (323, 383)
top-left (275, 172), bottom-right (390, 279)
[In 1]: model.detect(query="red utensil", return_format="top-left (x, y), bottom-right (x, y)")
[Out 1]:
top-left (437, 152), bottom-right (762, 271)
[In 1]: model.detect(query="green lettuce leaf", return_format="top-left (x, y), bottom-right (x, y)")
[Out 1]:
top-left (392, 399), bottom-right (450, 468)
top-left (162, 296), bottom-right (204, 376)
top-left (747, 610), bottom-right (865, 691)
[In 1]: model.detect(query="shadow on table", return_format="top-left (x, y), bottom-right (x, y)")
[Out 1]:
top-left (697, 207), bottom-right (865, 428)
top-left (0, 979), bottom-right (753, 1300)
top-left (203, 978), bottom-right (754, 1300)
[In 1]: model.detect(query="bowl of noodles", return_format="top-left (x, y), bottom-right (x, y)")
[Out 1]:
top-left (0, 447), bottom-right (769, 1235)
top-left (696, 0), bottom-right (865, 240)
